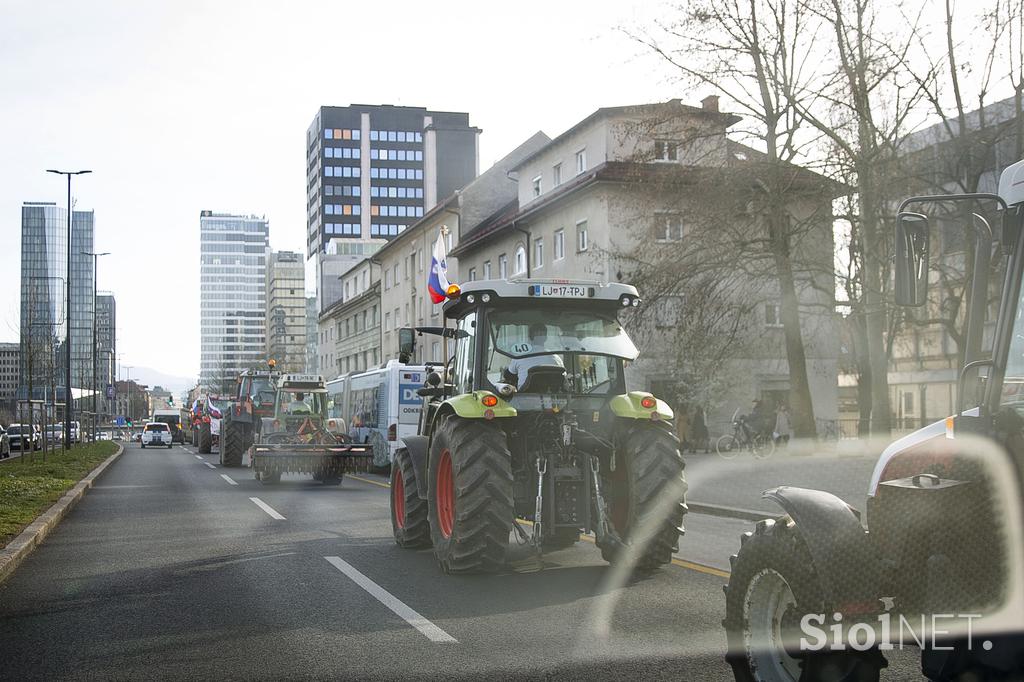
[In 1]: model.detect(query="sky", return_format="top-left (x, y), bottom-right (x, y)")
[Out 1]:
top-left (0, 0), bottom-right (679, 384)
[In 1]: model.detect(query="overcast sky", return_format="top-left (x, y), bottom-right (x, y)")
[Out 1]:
top-left (0, 0), bottom-right (679, 382)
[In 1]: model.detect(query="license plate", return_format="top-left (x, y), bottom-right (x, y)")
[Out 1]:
top-left (529, 284), bottom-right (591, 298)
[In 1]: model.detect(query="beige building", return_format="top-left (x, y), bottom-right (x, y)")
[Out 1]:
top-left (450, 99), bottom-right (840, 433)
top-left (376, 132), bottom-right (551, 363)
top-left (318, 259), bottom-right (382, 380)
top-left (265, 251), bottom-right (307, 372)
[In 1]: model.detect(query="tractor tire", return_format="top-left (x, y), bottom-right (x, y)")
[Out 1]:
top-left (602, 421), bottom-right (687, 571)
top-left (220, 421), bottom-right (243, 467)
top-left (427, 415), bottom-right (513, 573)
top-left (724, 517), bottom-right (886, 682)
top-left (198, 422), bottom-right (212, 454)
top-left (391, 447), bottom-right (430, 548)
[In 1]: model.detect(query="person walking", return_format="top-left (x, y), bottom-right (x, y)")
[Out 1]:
top-left (773, 403), bottom-right (792, 447)
top-left (675, 405), bottom-right (690, 453)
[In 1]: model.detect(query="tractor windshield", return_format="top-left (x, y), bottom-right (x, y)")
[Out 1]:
top-left (279, 390), bottom-right (326, 416)
top-left (486, 307), bottom-right (638, 360)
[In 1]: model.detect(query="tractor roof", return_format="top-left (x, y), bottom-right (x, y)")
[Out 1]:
top-left (443, 279), bottom-right (640, 315)
top-left (277, 374), bottom-right (327, 391)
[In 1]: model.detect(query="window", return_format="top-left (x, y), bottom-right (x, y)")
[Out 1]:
top-left (655, 214), bottom-right (684, 241)
top-left (655, 140), bottom-right (678, 161)
top-left (765, 303), bottom-right (782, 327)
top-left (532, 175), bottom-right (542, 198)
top-left (552, 163), bottom-right (562, 187)
top-left (554, 229), bottom-right (565, 260)
top-left (513, 246), bottom-right (527, 275)
top-left (384, 269), bottom-right (391, 289)
top-left (483, 260), bottom-right (492, 279)
top-left (385, 311), bottom-right (391, 331)
top-left (393, 264), bottom-right (400, 284)
top-left (576, 220), bottom-right (588, 252)
top-left (498, 254), bottom-right (508, 279)
top-left (534, 239), bottom-right (544, 268)
top-left (575, 148), bottom-right (586, 175)
top-left (468, 267), bottom-right (476, 281)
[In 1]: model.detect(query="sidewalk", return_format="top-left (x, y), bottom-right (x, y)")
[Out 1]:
top-left (685, 443), bottom-right (880, 518)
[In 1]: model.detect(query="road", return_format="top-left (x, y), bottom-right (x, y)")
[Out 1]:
top-left (0, 442), bottom-right (919, 680)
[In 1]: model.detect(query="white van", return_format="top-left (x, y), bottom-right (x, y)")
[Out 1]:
top-left (327, 360), bottom-right (427, 468)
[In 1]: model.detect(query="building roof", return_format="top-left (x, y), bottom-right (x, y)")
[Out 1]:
top-left (510, 99), bottom-right (742, 171)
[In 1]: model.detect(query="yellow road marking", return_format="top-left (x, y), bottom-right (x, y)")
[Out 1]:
top-left (351, 474), bottom-right (731, 578)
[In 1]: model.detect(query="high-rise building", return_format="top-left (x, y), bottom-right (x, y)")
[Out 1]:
top-left (305, 296), bottom-right (318, 374)
top-left (199, 211), bottom-right (269, 392)
top-left (265, 251), bottom-right (306, 372)
top-left (19, 202), bottom-right (94, 404)
top-left (305, 103), bottom-right (480, 311)
top-left (0, 342), bottom-right (19, 412)
top-left (95, 293), bottom-right (116, 417)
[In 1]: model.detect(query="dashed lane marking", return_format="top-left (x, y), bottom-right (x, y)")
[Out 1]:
top-left (195, 455), bottom-right (203, 460)
top-left (324, 556), bottom-right (457, 643)
top-left (353, 475), bottom-right (731, 579)
top-left (203, 461), bottom-right (217, 469)
top-left (220, 474), bottom-right (238, 486)
top-left (249, 497), bottom-right (286, 520)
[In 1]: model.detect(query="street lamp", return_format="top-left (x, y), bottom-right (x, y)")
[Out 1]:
top-left (124, 365), bottom-right (134, 424)
top-left (82, 250), bottom-right (109, 441)
top-left (47, 168), bottom-right (91, 450)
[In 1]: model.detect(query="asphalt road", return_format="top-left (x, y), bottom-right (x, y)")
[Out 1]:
top-left (0, 442), bottom-right (920, 680)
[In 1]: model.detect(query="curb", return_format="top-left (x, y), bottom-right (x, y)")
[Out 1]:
top-left (0, 442), bottom-right (125, 585)
top-left (687, 501), bottom-right (773, 522)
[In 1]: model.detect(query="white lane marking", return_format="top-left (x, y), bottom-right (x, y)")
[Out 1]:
top-left (249, 497), bottom-right (286, 520)
top-left (324, 556), bottom-right (457, 643)
top-left (195, 455), bottom-right (203, 460)
top-left (220, 473), bottom-right (238, 485)
top-left (203, 461), bottom-right (217, 469)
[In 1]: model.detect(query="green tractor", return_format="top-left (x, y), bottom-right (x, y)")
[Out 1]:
top-left (390, 279), bottom-right (687, 574)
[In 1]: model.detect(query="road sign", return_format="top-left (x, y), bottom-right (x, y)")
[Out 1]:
top-left (106, 383), bottom-right (116, 400)
top-left (115, 416), bottom-right (126, 427)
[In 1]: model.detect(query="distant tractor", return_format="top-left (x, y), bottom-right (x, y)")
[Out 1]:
top-left (219, 362), bottom-right (280, 467)
top-left (248, 373), bottom-right (373, 484)
top-left (195, 395), bottom-right (223, 455)
top-left (390, 279), bottom-right (687, 574)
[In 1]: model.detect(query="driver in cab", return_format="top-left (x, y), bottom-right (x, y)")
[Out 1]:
top-left (287, 392), bottom-right (312, 414)
top-left (506, 323), bottom-right (564, 390)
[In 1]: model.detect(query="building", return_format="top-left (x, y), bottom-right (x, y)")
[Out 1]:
top-left (265, 251), bottom-right (306, 372)
top-left (305, 296), bottom-right (318, 374)
top-left (377, 131), bottom-right (551, 363)
top-left (0, 343), bottom-right (19, 412)
top-left (199, 211), bottom-right (269, 392)
top-left (449, 98), bottom-right (840, 432)
top-left (148, 385), bottom-right (173, 412)
top-left (318, 259), bottom-right (381, 380)
top-left (114, 379), bottom-right (149, 423)
top-left (305, 103), bottom-right (481, 313)
top-left (95, 293), bottom-right (116, 419)
top-left (19, 202), bottom-right (95, 406)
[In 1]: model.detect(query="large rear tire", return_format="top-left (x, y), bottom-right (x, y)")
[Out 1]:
top-left (391, 447), bottom-right (430, 548)
top-left (198, 422), bottom-right (212, 454)
top-left (602, 421), bottom-right (687, 571)
top-left (427, 415), bottom-right (512, 573)
top-left (724, 517), bottom-right (885, 681)
top-left (220, 421), bottom-right (243, 467)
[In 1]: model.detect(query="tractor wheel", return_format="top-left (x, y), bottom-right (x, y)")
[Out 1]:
top-left (602, 421), bottom-right (687, 571)
top-left (724, 518), bottom-right (885, 682)
top-left (391, 447), bottom-right (429, 548)
top-left (427, 415), bottom-right (512, 573)
top-left (220, 421), bottom-right (243, 467)
top-left (198, 422), bottom-right (212, 454)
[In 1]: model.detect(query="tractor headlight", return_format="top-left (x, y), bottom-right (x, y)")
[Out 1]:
top-left (481, 293), bottom-right (491, 303)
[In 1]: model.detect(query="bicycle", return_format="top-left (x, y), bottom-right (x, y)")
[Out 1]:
top-left (716, 412), bottom-right (775, 459)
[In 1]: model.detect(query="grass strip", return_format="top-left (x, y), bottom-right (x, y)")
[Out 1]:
top-left (0, 441), bottom-right (118, 546)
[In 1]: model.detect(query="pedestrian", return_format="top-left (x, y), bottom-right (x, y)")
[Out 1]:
top-left (773, 403), bottom-right (792, 447)
top-left (675, 404), bottom-right (690, 452)
top-left (692, 406), bottom-right (709, 453)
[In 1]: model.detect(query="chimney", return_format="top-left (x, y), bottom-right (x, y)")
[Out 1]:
top-left (701, 95), bottom-right (720, 113)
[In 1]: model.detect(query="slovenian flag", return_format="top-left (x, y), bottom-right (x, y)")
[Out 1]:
top-left (427, 231), bottom-right (451, 303)
top-left (207, 398), bottom-right (222, 419)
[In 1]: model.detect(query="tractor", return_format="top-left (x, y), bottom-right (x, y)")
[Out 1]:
top-left (248, 373), bottom-right (373, 484)
top-left (195, 394), bottom-right (223, 455)
top-left (389, 279), bottom-right (688, 574)
top-left (723, 161), bottom-right (1024, 680)
top-left (219, 362), bottom-right (280, 467)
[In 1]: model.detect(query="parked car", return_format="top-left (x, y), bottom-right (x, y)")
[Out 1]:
top-left (131, 432), bottom-right (142, 442)
top-left (0, 426), bottom-right (10, 459)
top-left (6, 424), bottom-right (40, 451)
top-left (141, 422), bottom-right (172, 449)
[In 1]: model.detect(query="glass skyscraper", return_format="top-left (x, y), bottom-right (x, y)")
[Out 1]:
top-left (19, 202), bottom-right (95, 403)
top-left (199, 211), bottom-right (269, 392)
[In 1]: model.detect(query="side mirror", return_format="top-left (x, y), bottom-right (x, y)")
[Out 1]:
top-left (895, 211), bottom-right (930, 307)
top-left (399, 328), bottom-right (416, 361)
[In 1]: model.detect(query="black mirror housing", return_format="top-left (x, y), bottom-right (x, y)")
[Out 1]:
top-left (895, 211), bottom-right (930, 307)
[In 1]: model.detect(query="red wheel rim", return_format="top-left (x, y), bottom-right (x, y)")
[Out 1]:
top-left (436, 449), bottom-right (455, 539)
top-left (393, 467), bottom-right (406, 529)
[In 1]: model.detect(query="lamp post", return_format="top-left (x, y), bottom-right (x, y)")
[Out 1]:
top-left (82, 251), bottom-right (109, 442)
top-left (124, 365), bottom-right (134, 425)
top-left (47, 169), bottom-right (91, 449)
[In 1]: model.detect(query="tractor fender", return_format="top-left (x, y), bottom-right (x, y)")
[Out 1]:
top-left (444, 391), bottom-right (517, 419)
top-left (400, 435), bottom-right (430, 500)
top-left (762, 486), bottom-right (880, 611)
top-left (609, 392), bottom-right (674, 421)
